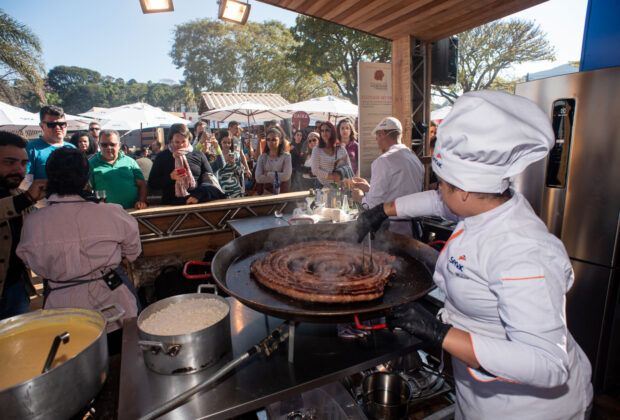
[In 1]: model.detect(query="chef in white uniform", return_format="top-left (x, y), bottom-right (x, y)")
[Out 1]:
top-left (356, 90), bottom-right (593, 419)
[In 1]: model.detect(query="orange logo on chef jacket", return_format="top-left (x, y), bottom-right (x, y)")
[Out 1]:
top-left (458, 255), bottom-right (466, 261)
top-left (432, 151), bottom-right (443, 168)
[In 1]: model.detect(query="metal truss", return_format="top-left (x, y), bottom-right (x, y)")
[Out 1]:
top-left (134, 201), bottom-right (291, 243)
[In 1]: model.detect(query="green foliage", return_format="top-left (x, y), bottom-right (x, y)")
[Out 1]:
top-left (170, 19), bottom-right (337, 102)
top-left (290, 16), bottom-right (391, 104)
top-left (435, 19), bottom-right (556, 103)
top-left (0, 9), bottom-right (45, 104)
top-left (42, 65), bottom-right (192, 114)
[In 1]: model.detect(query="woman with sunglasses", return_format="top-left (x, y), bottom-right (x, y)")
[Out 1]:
top-left (254, 128), bottom-right (292, 194)
top-left (300, 131), bottom-right (321, 190)
top-left (310, 121), bottom-right (353, 186)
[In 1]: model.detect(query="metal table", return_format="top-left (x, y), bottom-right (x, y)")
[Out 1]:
top-left (118, 299), bottom-right (422, 419)
top-left (227, 214), bottom-right (292, 237)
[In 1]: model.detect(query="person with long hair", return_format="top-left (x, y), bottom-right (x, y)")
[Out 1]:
top-left (300, 131), bottom-right (321, 190)
top-left (337, 118), bottom-right (359, 176)
top-left (310, 121), bottom-right (352, 186)
top-left (69, 131), bottom-right (97, 158)
top-left (289, 130), bottom-right (307, 191)
top-left (213, 129), bottom-right (244, 198)
top-left (254, 128), bottom-right (292, 194)
top-left (148, 124), bottom-right (225, 205)
top-left (17, 147), bottom-right (141, 354)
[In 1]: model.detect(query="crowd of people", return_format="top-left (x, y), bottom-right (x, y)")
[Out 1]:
top-left (56, 115), bottom-right (371, 208)
top-left (0, 104), bottom-right (427, 353)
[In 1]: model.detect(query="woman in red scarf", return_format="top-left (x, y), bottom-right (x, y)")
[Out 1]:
top-left (148, 124), bottom-right (226, 205)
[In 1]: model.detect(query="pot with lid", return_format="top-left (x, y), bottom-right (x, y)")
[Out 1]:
top-left (0, 305), bottom-right (123, 420)
top-left (137, 284), bottom-right (232, 375)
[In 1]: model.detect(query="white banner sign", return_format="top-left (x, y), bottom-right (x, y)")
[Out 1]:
top-left (357, 61), bottom-right (392, 179)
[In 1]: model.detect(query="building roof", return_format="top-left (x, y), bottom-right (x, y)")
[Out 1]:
top-left (199, 92), bottom-right (290, 115)
top-left (258, 0), bottom-right (547, 41)
top-left (526, 63), bottom-right (579, 81)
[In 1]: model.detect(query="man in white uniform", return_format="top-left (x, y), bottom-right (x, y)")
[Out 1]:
top-left (356, 91), bottom-right (593, 419)
top-left (351, 117), bottom-right (424, 237)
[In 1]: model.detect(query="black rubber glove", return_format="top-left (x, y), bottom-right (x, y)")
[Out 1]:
top-left (355, 204), bottom-right (388, 243)
top-left (387, 302), bottom-right (452, 347)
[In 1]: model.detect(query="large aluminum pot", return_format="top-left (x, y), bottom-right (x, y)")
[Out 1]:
top-left (0, 306), bottom-right (122, 420)
top-left (137, 284), bottom-right (232, 375)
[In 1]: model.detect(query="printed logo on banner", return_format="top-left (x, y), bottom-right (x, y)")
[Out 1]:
top-left (370, 68), bottom-right (388, 90)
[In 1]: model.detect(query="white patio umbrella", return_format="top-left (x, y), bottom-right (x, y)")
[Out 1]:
top-left (201, 101), bottom-right (292, 125)
top-left (275, 95), bottom-right (358, 121)
top-left (97, 102), bottom-right (190, 131)
top-left (0, 101), bottom-right (40, 128)
top-left (0, 101), bottom-right (88, 133)
top-left (78, 106), bottom-right (110, 119)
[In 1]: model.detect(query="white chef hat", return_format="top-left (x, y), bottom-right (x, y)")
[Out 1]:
top-left (431, 90), bottom-right (554, 193)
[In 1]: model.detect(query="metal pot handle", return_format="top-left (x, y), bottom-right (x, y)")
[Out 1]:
top-left (138, 340), bottom-right (182, 357)
top-left (197, 284), bottom-right (218, 295)
top-left (99, 303), bottom-right (126, 323)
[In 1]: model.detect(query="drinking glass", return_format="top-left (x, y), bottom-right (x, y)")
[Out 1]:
top-left (95, 190), bottom-right (107, 202)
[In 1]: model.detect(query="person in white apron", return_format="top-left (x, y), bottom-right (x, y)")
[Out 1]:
top-left (356, 90), bottom-right (593, 419)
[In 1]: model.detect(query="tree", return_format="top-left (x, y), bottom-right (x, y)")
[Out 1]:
top-left (169, 19), bottom-right (336, 102)
top-left (290, 16), bottom-right (391, 104)
top-left (434, 19), bottom-right (555, 103)
top-left (48, 66), bottom-right (102, 97)
top-left (0, 10), bottom-right (45, 105)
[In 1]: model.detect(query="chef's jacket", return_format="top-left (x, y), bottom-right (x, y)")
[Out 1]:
top-left (395, 190), bottom-right (593, 419)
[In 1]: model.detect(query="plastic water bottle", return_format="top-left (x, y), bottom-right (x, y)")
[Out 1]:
top-left (341, 194), bottom-right (349, 213)
top-left (273, 171), bottom-right (280, 195)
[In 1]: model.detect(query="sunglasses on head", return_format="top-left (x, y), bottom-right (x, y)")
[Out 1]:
top-left (44, 121), bottom-right (67, 128)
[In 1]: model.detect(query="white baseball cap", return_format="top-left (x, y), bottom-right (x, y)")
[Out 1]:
top-left (372, 117), bottom-right (402, 135)
top-left (431, 90), bottom-right (554, 193)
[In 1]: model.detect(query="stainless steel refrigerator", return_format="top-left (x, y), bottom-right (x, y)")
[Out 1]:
top-left (514, 66), bottom-right (620, 392)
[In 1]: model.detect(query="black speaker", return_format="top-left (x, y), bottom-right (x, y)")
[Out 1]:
top-left (431, 36), bottom-right (458, 86)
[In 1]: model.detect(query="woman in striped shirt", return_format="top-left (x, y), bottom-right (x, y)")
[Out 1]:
top-left (215, 130), bottom-right (244, 198)
top-left (310, 121), bottom-right (353, 186)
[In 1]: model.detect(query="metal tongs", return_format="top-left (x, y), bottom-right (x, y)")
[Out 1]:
top-left (361, 233), bottom-right (374, 273)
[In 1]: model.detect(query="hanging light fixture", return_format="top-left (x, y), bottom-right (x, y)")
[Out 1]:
top-left (218, 0), bottom-right (251, 25)
top-left (140, 0), bottom-right (174, 14)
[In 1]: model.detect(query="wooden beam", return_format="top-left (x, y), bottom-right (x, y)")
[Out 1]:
top-left (392, 36), bottom-right (413, 148)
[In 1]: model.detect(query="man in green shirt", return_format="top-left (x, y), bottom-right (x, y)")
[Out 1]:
top-left (89, 130), bottom-right (148, 209)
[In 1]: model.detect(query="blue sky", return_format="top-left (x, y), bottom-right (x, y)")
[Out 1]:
top-left (2, 0), bottom-right (587, 84)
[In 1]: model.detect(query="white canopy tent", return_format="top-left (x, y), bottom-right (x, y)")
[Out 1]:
top-left (201, 101), bottom-right (292, 125)
top-left (0, 101), bottom-right (89, 136)
top-left (274, 95), bottom-right (358, 122)
top-left (80, 102), bottom-right (190, 131)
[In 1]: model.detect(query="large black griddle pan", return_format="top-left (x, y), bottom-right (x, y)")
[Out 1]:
top-left (211, 222), bottom-right (437, 323)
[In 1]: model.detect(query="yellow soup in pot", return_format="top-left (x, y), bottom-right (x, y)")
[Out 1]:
top-left (0, 319), bottom-right (101, 390)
